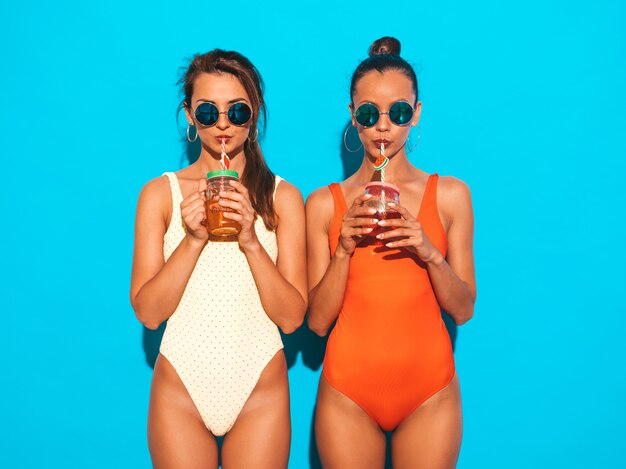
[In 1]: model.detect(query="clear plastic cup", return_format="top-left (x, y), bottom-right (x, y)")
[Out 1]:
top-left (364, 182), bottom-right (401, 237)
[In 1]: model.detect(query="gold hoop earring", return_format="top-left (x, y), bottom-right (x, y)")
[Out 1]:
top-left (187, 125), bottom-right (198, 143)
top-left (343, 125), bottom-right (363, 153)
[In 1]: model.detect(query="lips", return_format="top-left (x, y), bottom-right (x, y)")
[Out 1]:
top-left (216, 135), bottom-right (232, 143)
top-left (373, 139), bottom-right (391, 149)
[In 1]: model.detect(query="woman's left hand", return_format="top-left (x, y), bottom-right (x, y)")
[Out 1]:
top-left (219, 180), bottom-right (259, 250)
top-left (376, 202), bottom-right (443, 264)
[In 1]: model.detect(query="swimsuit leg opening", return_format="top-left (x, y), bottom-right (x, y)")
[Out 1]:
top-left (320, 369), bottom-right (384, 431)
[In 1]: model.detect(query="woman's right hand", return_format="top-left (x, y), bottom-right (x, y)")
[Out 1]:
top-left (180, 178), bottom-right (209, 244)
top-left (337, 193), bottom-right (377, 256)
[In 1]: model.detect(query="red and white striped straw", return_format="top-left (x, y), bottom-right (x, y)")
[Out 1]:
top-left (220, 139), bottom-right (230, 169)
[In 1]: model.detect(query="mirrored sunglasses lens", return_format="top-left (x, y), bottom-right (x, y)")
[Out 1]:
top-left (228, 102), bottom-right (252, 125)
top-left (195, 103), bottom-right (219, 126)
top-left (389, 102), bottom-right (413, 125)
top-left (355, 104), bottom-right (379, 127)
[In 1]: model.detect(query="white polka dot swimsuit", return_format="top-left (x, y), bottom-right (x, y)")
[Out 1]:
top-left (160, 172), bottom-right (284, 436)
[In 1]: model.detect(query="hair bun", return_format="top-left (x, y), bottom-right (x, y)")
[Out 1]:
top-left (368, 36), bottom-right (401, 57)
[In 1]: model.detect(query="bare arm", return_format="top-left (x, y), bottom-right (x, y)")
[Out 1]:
top-left (426, 178), bottom-right (476, 324)
top-left (130, 176), bottom-right (208, 330)
top-left (220, 180), bottom-right (307, 334)
top-left (306, 188), bottom-right (376, 336)
top-left (378, 177), bottom-right (476, 324)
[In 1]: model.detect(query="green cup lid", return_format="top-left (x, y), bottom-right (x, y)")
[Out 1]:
top-left (206, 169), bottom-right (239, 179)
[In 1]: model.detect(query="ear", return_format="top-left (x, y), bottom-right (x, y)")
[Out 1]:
top-left (411, 101), bottom-right (422, 127)
top-left (183, 103), bottom-right (195, 126)
top-left (348, 103), bottom-right (357, 127)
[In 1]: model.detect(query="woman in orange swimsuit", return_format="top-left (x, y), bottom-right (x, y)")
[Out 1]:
top-left (306, 37), bottom-right (476, 468)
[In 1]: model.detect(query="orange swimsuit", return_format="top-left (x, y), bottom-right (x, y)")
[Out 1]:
top-left (323, 174), bottom-right (455, 431)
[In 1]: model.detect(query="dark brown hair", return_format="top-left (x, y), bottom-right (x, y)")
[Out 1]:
top-left (179, 49), bottom-right (277, 230)
top-left (350, 37), bottom-right (419, 104)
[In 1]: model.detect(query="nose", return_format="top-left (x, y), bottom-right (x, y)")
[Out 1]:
top-left (216, 111), bottom-right (229, 130)
top-left (375, 112), bottom-right (391, 132)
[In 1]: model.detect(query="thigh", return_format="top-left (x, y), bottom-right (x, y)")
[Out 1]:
top-left (221, 351), bottom-right (291, 469)
top-left (391, 373), bottom-right (463, 469)
top-left (315, 374), bottom-right (386, 469)
top-left (148, 354), bottom-right (218, 469)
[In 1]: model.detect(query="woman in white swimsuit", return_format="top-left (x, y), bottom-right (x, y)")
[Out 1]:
top-left (130, 49), bottom-right (307, 469)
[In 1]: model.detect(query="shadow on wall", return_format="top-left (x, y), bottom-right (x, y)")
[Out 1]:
top-left (442, 311), bottom-right (458, 352)
top-left (182, 131), bottom-right (202, 166)
top-left (340, 119), bottom-right (364, 179)
top-left (143, 323), bottom-right (166, 369)
top-left (281, 327), bottom-right (328, 370)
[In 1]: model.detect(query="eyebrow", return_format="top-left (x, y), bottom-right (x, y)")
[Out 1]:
top-left (194, 98), bottom-right (249, 105)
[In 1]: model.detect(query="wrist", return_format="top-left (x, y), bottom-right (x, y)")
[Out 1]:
top-left (184, 233), bottom-right (207, 250)
top-left (334, 245), bottom-right (353, 261)
top-left (240, 236), bottom-right (262, 255)
top-left (425, 249), bottom-right (444, 266)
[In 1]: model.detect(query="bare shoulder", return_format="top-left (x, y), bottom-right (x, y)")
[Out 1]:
top-left (275, 179), bottom-right (304, 206)
top-left (141, 173), bottom-right (169, 193)
top-left (306, 185), bottom-right (334, 211)
top-left (136, 175), bottom-right (171, 223)
top-left (305, 185), bottom-right (335, 233)
top-left (437, 176), bottom-right (473, 227)
top-left (438, 175), bottom-right (471, 204)
top-left (274, 179), bottom-right (305, 230)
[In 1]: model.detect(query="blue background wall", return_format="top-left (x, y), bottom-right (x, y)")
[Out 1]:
top-left (1, 0), bottom-right (625, 467)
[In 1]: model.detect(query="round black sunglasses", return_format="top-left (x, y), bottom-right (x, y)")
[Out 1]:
top-left (354, 101), bottom-right (414, 128)
top-left (195, 101), bottom-right (252, 127)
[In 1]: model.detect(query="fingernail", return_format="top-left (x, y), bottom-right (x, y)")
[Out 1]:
top-left (371, 219), bottom-right (378, 223)
top-left (376, 234), bottom-right (383, 239)
top-left (368, 208), bottom-right (376, 214)
top-left (378, 220), bottom-right (385, 225)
